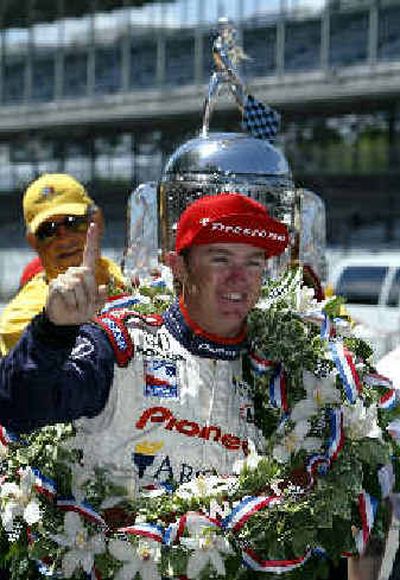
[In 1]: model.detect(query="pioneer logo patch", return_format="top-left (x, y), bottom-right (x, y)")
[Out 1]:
top-left (136, 406), bottom-right (249, 455)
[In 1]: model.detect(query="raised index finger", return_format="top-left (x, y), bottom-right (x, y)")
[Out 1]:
top-left (82, 221), bottom-right (99, 270)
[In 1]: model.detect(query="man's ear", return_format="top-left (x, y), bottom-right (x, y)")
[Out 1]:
top-left (167, 251), bottom-right (186, 283)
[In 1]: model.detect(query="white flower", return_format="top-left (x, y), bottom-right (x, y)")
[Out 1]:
top-left (69, 463), bottom-right (95, 503)
top-left (0, 440), bottom-right (8, 461)
top-left (208, 498), bottom-right (232, 520)
top-left (154, 294), bottom-right (173, 304)
top-left (387, 419), bottom-right (400, 442)
top-left (135, 294), bottom-right (152, 305)
top-left (108, 537), bottom-right (161, 580)
top-left (0, 467), bottom-right (41, 531)
top-left (343, 400), bottom-right (382, 440)
top-left (291, 371), bottom-right (340, 422)
top-left (333, 317), bottom-right (352, 337)
top-left (181, 519), bottom-right (233, 579)
top-left (175, 475), bottom-right (237, 501)
top-left (51, 512), bottom-right (105, 578)
top-left (233, 440), bottom-right (263, 474)
top-left (296, 285), bottom-right (319, 313)
top-left (270, 480), bottom-right (285, 497)
top-left (273, 420), bottom-right (322, 463)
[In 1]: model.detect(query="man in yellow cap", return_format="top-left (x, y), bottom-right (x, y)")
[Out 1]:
top-left (0, 173), bottom-right (127, 355)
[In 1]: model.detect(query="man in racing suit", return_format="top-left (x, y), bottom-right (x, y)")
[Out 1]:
top-left (0, 193), bottom-right (289, 496)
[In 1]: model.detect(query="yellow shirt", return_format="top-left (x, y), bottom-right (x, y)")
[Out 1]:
top-left (0, 256), bottom-right (128, 355)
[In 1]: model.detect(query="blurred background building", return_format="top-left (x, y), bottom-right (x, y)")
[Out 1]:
top-left (1, 0), bottom-right (400, 303)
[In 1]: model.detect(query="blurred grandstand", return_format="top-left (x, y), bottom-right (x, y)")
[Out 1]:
top-left (1, 0), bottom-right (400, 303)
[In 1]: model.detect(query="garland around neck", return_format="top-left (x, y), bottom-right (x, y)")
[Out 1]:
top-left (0, 269), bottom-right (398, 580)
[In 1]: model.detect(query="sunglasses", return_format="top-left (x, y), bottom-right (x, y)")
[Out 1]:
top-left (36, 215), bottom-right (90, 242)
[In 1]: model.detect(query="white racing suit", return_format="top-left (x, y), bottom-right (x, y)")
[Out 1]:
top-left (73, 300), bottom-right (263, 495)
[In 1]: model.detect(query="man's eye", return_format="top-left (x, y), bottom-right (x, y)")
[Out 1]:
top-left (211, 256), bottom-right (229, 263)
top-left (248, 260), bottom-right (264, 268)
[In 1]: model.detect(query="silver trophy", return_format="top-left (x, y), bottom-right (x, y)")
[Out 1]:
top-left (158, 17), bottom-right (295, 272)
top-left (125, 18), bottom-right (326, 285)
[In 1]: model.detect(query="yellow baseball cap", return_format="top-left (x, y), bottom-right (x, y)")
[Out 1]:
top-left (23, 173), bottom-right (95, 233)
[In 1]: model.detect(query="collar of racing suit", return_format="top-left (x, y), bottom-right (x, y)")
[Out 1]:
top-left (163, 297), bottom-right (247, 361)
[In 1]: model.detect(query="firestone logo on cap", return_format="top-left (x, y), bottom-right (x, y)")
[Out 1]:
top-left (202, 219), bottom-right (287, 242)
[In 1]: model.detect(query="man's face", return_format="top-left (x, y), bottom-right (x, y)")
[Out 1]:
top-left (178, 243), bottom-right (266, 338)
top-left (28, 214), bottom-right (90, 278)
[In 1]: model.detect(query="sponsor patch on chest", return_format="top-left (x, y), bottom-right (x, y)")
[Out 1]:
top-left (144, 359), bottom-right (178, 398)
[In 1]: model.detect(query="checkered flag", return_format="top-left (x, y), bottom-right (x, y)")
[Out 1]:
top-left (242, 94), bottom-right (280, 142)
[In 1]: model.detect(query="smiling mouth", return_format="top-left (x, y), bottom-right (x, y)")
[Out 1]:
top-left (221, 292), bottom-right (245, 302)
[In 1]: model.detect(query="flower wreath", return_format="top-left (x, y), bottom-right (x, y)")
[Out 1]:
top-left (0, 269), bottom-right (399, 580)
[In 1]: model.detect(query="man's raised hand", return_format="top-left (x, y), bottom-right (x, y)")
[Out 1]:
top-left (46, 223), bottom-right (107, 325)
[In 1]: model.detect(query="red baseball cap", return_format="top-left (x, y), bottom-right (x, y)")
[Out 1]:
top-left (175, 193), bottom-right (289, 256)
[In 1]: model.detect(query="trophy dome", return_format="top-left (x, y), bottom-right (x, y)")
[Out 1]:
top-left (158, 132), bottom-right (296, 254)
top-left (163, 131), bottom-right (290, 177)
